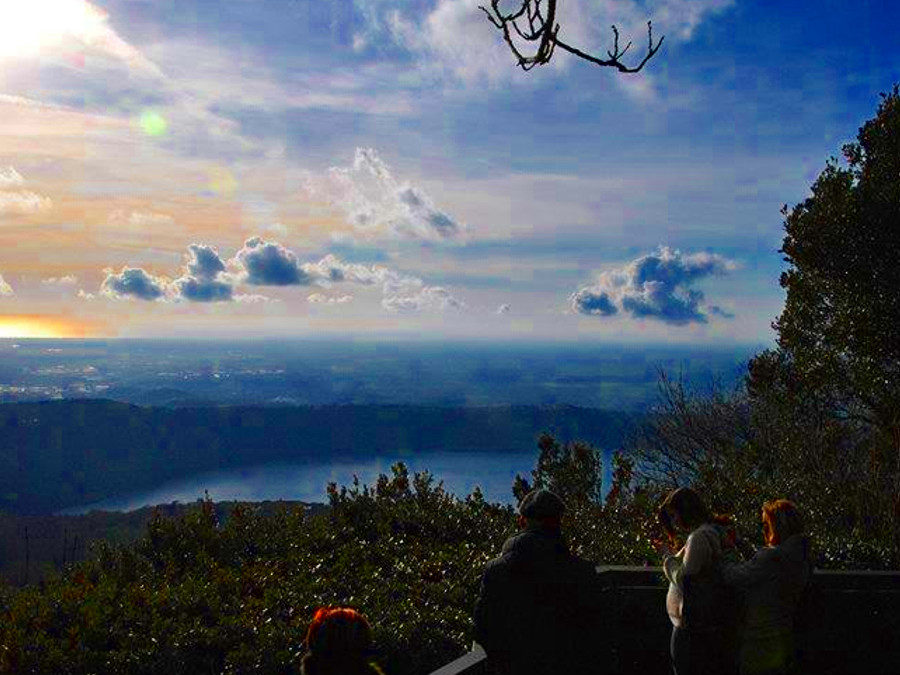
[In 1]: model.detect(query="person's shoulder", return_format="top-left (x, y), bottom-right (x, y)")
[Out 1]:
top-left (482, 535), bottom-right (522, 575)
top-left (687, 523), bottom-right (719, 546)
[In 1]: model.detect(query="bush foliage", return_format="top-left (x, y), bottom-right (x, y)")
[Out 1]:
top-left (0, 464), bottom-right (518, 674)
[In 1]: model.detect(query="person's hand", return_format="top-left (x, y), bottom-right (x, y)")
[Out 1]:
top-left (652, 537), bottom-right (676, 558)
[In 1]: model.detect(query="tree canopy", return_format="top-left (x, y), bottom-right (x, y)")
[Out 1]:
top-left (754, 86), bottom-right (900, 443)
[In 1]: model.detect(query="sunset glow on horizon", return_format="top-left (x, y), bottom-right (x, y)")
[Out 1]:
top-left (0, 315), bottom-right (98, 339)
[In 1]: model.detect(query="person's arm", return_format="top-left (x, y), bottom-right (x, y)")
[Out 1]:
top-left (663, 547), bottom-right (685, 586)
top-left (681, 529), bottom-right (715, 580)
top-left (721, 547), bottom-right (777, 589)
top-left (473, 565), bottom-right (510, 659)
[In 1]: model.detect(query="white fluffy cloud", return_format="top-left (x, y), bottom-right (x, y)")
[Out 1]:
top-left (0, 274), bottom-right (13, 296)
top-left (0, 167), bottom-right (24, 188)
top-left (0, 167), bottom-right (52, 216)
top-left (302, 253), bottom-right (465, 313)
top-left (0, 191), bottom-right (52, 215)
top-left (307, 148), bottom-right (464, 241)
top-left (42, 275), bottom-right (78, 286)
top-left (388, 0), bottom-right (733, 87)
top-left (90, 241), bottom-right (463, 313)
top-left (382, 284), bottom-right (463, 313)
top-left (570, 246), bottom-right (736, 324)
top-left (308, 292), bottom-right (353, 305)
top-left (128, 211), bottom-right (175, 228)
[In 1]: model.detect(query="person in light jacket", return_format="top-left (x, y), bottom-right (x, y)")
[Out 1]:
top-left (722, 499), bottom-right (811, 675)
top-left (659, 487), bottom-right (739, 675)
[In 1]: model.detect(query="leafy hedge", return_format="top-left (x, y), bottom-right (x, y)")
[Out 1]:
top-left (0, 465), bottom-right (517, 674)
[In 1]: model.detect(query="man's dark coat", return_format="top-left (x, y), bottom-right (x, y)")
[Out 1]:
top-left (473, 527), bottom-right (604, 675)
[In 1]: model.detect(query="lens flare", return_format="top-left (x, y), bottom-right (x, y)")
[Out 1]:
top-left (139, 111), bottom-right (168, 136)
top-left (208, 166), bottom-right (238, 198)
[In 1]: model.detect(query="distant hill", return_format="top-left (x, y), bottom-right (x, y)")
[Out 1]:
top-left (0, 400), bottom-right (636, 515)
top-left (0, 499), bottom-right (324, 586)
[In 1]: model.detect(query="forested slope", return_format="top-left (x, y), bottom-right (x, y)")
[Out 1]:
top-left (0, 400), bottom-right (635, 514)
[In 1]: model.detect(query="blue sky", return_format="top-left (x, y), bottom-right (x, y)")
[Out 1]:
top-left (0, 0), bottom-right (896, 341)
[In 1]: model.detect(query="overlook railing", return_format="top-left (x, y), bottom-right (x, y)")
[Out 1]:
top-left (429, 566), bottom-right (900, 675)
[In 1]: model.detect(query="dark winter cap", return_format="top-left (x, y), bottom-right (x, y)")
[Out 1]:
top-left (518, 489), bottom-right (566, 519)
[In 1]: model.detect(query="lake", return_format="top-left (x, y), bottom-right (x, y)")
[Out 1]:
top-left (64, 448), bottom-right (606, 513)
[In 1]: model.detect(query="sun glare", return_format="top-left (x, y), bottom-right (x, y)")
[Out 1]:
top-left (0, 316), bottom-right (89, 339)
top-left (0, 0), bottom-right (107, 60)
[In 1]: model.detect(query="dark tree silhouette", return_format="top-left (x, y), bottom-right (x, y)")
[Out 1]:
top-left (753, 87), bottom-right (900, 446)
top-left (749, 85), bottom-right (900, 550)
top-left (480, 0), bottom-right (663, 72)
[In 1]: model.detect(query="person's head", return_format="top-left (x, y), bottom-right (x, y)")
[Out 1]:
top-left (516, 488), bottom-right (565, 533)
top-left (658, 487), bottom-right (713, 538)
top-left (301, 607), bottom-right (376, 675)
top-left (761, 499), bottom-right (804, 546)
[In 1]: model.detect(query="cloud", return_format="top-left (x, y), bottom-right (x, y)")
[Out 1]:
top-left (301, 252), bottom-right (464, 313)
top-left (176, 276), bottom-right (233, 303)
top-left (234, 293), bottom-right (277, 304)
top-left (387, 0), bottom-right (732, 89)
top-left (235, 237), bottom-right (311, 286)
top-left (570, 247), bottom-right (736, 324)
top-left (308, 148), bottom-right (464, 241)
top-left (185, 244), bottom-right (226, 280)
top-left (709, 304), bottom-right (735, 319)
top-left (127, 211), bottom-right (176, 228)
top-left (0, 0), bottom-right (163, 78)
top-left (0, 274), bottom-right (13, 296)
top-left (173, 244), bottom-right (234, 303)
top-left (0, 167), bottom-right (53, 215)
top-left (382, 285), bottom-right (463, 313)
top-left (101, 267), bottom-right (169, 301)
top-left (0, 167), bottom-right (24, 188)
top-left (0, 191), bottom-right (52, 215)
top-left (571, 290), bottom-right (618, 316)
top-left (308, 292), bottom-right (353, 305)
top-left (94, 241), bottom-right (463, 313)
top-left (42, 275), bottom-right (78, 286)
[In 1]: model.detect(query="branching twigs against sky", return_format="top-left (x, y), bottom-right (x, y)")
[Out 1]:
top-left (480, 0), bottom-right (664, 72)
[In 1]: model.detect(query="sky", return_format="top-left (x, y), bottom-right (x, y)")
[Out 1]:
top-left (0, 0), bottom-right (896, 342)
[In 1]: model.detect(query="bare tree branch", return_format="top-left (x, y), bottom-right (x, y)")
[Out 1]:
top-left (480, 0), bottom-right (663, 72)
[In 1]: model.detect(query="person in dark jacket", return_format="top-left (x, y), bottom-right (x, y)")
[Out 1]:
top-left (722, 499), bottom-right (811, 675)
top-left (473, 489), bottom-right (603, 675)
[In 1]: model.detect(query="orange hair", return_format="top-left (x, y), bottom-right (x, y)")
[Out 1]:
top-left (302, 607), bottom-right (377, 675)
top-left (761, 499), bottom-right (804, 546)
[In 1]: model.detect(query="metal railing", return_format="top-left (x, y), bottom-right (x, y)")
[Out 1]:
top-left (426, 566), bottom-right (900, 675)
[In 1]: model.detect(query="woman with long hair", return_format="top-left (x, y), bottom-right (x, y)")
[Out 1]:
top-left (659, 487), bottom-right (739, 675)
top-left (300, 607), bottom-right (385, 675)
top-left (722, 499), bottom-right (811, 675)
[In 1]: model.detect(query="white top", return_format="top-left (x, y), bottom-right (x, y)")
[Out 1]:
top-left (663, 523), bottom-right (722, 627)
